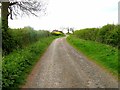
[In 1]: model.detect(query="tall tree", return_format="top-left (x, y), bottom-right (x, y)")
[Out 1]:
top-left (70, 27), bottom-right (74, 34)
top-left (66, 27), bottom-right (70, 34)
top-left (0, 0), bottom-right (46, 31)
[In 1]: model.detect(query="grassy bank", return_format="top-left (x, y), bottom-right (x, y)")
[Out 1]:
top-left (2, 27), bottom-right (51, 56)
top-left (74, 24), bottom-right (119, 47)
top-left (2, 36), bottom-right (58, 88)
top-left (67, 36), bottom-right (118, 77)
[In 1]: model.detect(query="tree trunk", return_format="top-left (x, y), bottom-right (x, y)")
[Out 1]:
top-left (67, 28), bottom-right (70, 34)
top-left (72, 30), bottom-right (74, 34)
top-left (1, 2), bottom-right (9, 31)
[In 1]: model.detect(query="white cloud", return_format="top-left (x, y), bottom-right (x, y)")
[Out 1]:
top-left (9, 0), bottom-right (119, 30)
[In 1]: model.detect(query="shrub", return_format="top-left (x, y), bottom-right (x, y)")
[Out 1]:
top-left (2, 36), bottom-right (57, 88)
top-left (2, 27), bottom-right (51, 56)
top-left (73, 24), bottom-right (119, 47)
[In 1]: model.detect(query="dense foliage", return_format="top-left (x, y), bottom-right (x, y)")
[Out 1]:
top-left (74, 24), bottom-right (119, 47)
top-left (2, 26), bottom-right (62, 88)
top-left (2, 36), bottom-right (58, 88)
top-left (67, 36), bottom-right (118, 77)
top-left (2, 27), bottom-right (51, 56)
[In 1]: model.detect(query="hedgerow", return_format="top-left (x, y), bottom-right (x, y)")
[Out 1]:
top-left (2, 25), bottom-right (63, 88)
top-left (2, 36), bottom-right (57, 88)
top-left (2, 26), bottom-right (51, 56)
top-left (67, 36), bottom-right (118, 77)
top-left (74, 24), bottom-right (119, 47)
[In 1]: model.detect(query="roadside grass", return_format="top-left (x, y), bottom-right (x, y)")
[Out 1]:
top-left (2, 36), bottom-right (59, 88)
top-left (0, 49), bottom-right (1, 88)
top-left (67, 36), bottom-right (118, 77)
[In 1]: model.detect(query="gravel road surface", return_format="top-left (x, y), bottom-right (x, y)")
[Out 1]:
top-left (23, 37), bottom-right (118, 88)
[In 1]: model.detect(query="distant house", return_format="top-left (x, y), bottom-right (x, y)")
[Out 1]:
top-left (59, 31), bottom-right (64, 34)
top-left (52, 30), bottom-right (59, 33)
top-left (51, 30), bottom-right (64, 35)
top-left (52, 30), bottom-right (63, 34)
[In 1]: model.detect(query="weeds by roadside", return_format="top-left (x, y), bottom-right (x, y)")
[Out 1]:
top-left (67, 36), bottom-right (118, 77)
top-left (2, 36), bottom-right (59, 88)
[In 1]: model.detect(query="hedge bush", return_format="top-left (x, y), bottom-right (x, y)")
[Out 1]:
top-left (2, 27), bottom-right (51, 56)
top-left (2, 36), bottom-right (57, 88)
top-left (74, 24), bottom-right (119, 47)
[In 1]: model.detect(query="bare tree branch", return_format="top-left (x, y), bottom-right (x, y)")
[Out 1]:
top-left (9, 2), bottom-right (17, 6)
top-left (8, 0), bottom-right (47, 19)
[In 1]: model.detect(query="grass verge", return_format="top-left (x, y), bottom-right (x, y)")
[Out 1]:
top-left (67, 35), bottom-right (118, 77)
top-left (2, 36), bottom-right (59, 88)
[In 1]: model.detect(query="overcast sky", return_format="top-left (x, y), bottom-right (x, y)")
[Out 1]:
top-left (8, 0), bottom-right (119, 31)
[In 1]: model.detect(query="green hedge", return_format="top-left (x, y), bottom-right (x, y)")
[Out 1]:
top-left (2, 27), bottom-right (51, 55)
top-left (67, 36), bottom-right (118, 77)
top-left (74, 24), bottom-right (120, 47)
top-left (2, 36), bottom-right (57, 88)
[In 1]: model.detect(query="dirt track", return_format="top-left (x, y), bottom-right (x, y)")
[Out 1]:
top-left (23, 37), bottom-right (118, 88)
